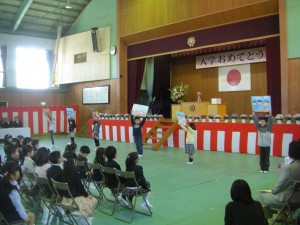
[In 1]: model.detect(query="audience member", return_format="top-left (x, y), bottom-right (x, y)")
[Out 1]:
top-left (1, 117), bottom-right (11, 128)
top-left (46, 151), bottom-right (64, 189)
top-left (257, 139), bottom-right (300, 220)
top-left (0, 162), bottom-right (35, 225)
top-left (92, 147), bottom-right (106, 182)
top-left (15, 135), bottom-right (24, 148)
top-left (12, 116), bottom-right (23, 128)
top-left (77, 145), bottom-right (92, 179)
top-left (225, 179), bottom-right (267, 225)
top-left (22, 145), bottom-right (35, 173)
top-left (125, 151), bottom-right (153, 208)
top-left (22, 137), bottom-right (32, 146)
top-left (64, 142), bottom-right (78, 154)
top-left (35, 147), bottom-right (51, 178)
top-left (62, 151), bottom-right (97, 225)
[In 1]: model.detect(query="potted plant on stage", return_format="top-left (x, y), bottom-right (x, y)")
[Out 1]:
top-left (124, 114), bottom-right (129, 120)
top-left (285, 114), bottom-right (293, 124)
top-left (115, 114), bottom-right (120, 120)
top-left (275, 114), bottom-right (283, 124)
top-left (240, 114), bottom-right (248, 123)
top-left (249, 114), bottom-right (254, 123)
top-left (231, 113), bottom-right (238, 123)
top-left (188, 115), bottom-right (193, 122)
top-left (208, 114), bottom-right (214, 122)
top-left (223, 114), bottom-right (230, 123)
top-left (214, 114), bottom-right (221, 122)
top-left (293, 114), bottom-right (300, 124)
top-left (201, 115), bottom-right (207, 122)
top-left (194, 115), bottom-right (200, 122)
top-left (170, 82), bottom-right (189, 104)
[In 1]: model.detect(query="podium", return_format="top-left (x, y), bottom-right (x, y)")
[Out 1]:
top-left (171, 102), bottom-right (212, 119)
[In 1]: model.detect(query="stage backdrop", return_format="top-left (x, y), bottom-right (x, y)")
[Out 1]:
top-left (89, 119), bottom-right (300, 157)
top-left (0, 105), bottom-right (79, 135)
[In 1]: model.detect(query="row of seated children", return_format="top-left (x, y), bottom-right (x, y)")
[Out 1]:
top-left (69, 144), bottom-right (153, 209)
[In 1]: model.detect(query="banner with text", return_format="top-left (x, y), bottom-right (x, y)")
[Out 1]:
top-left (196, 47), bottom-right (266, 69)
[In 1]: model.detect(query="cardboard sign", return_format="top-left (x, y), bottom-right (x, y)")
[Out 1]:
top-left (131, 104), bottom-right (149, 117)
top-left (66, 108), bottom-right (75, 119)
top-left (176, 111), bottom-right (186, 126)
top-left (251, 96), bottom-right (271, 112)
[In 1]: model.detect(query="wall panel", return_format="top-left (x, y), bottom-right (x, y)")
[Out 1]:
top-left (288, 58), bottom-right (300, 113)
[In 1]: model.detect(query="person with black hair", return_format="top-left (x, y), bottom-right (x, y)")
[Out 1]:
top-left (225, 179), bottom-right (266, 225)
top-left (62, 151), bottom-right (96, 225)
top-left (92, 120), bottom-right (101, 147)
top-left (179, 122), bottom-right (197, 165)
top-left (5, 145), bottom-right (21, 165)
top-left (125, 152), bottom-right (152, 209)
top-left (92, 147), bottom-right (106, 182)
top-left (22, 145), bottom-right (35, 173)
top-left (258, 139), bottom-right (300, 220)
top-left (104, 146), bottom-right (128, 206)
top-left (22, 137), bottom-right (32, 147)
top-left (0, 162), bottom-right (35, 224)
top-left (4, 134), bottom-right (14, 147)
top-left (252, 112), bottom-right (273, 173)
top-left (46, 151), bottom-right (64, 186)
top-left (15, 135), bottom-right (24, 148)
top-left (31, 139), bottom-right (39, 161)
top-left (77, 145), bottom-right (92, 179)
top-left (12, 116), bottom-right (23, 128)
top-left (64, 142), bottom-right (78, 154)
top-left (1, 117), bottom-right (11, 128)
top-left (68, 118), bottom-right (77, 143)
top-left (130, 114), bottom-right (146, 157)
top-left (35, 147), bottom-right (51, 178)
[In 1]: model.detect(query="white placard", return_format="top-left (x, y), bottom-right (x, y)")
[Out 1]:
top-left (131, 104), bottom-right (149, 117)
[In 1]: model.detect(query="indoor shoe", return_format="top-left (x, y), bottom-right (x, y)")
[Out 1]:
top-left (186, 162), bottom-right (193, 165)
top-left (118, 196), bottom-right (129, 207)
top-left (139, 154), bottom-right (143, 158)
top-left (263, 171), bottom-right (268, 173)
top-left (259, 170), bottom-right (264, 173)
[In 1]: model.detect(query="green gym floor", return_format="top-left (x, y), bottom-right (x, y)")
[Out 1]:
top-left (25, 135), bottom-right (284, 225)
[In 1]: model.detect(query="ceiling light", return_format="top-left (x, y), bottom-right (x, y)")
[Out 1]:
top-left (65, 0), bottom-right (72, 9)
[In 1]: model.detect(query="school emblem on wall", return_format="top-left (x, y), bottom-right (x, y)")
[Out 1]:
top-left (187, 36), bottom-right (196, 47)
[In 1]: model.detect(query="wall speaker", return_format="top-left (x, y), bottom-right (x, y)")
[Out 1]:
top-left (91, 27), bottom-right (100, 52)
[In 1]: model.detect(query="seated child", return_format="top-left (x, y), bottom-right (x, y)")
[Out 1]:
top-left (92, 147), bottom-right (106, 182)
top-left (77, 145), bottom-right (92, 179)
top-left (0, 162), bottom-right (35, 225)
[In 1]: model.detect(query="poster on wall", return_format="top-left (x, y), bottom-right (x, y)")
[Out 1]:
top-left (82, 85), bottom-right (110, 104)
top-left (176, 111), bottom-right (186, 126)
top-left (218, 64), bottom-right (251, 92)
top-left (251, 96), bottom-right (272, 112)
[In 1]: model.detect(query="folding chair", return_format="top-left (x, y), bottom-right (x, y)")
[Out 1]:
top-left (0, 211), bottom-right (25, 225)
top-left (88, 163), bottom-right (110, 205)
top-left (35, 175), bottom-right (65, 225)
top-left (98, 165), bottom-right (121, 215)
top-left (19, 171), bottom-right (39, 207)
top-left (51, 178), bottom-right (89, 225)
top-left (114, 169), bottom-right (152, 223)
top-left (76, 160), bottom-right (91, 192)
top-left (271, 180), bottom-right (300, 225)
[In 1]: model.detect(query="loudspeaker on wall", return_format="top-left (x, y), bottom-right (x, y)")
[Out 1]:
top-left (91, 27), bottom-right (101, 52)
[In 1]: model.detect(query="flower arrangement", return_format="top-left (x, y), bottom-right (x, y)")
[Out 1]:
top-left (194, 115), bottom-right (200, 120)
top-left (208, 114), bottom-right (214, 119)
top-left (158, 114), bottom-right (164, 118)
top-left (293, 114), bottom-right (300, 121)
top-left (124, 114), bottom-right (129, 119)
top-left (249, 114), bottom-right (253, 120)
top-left (214, 115), bottom-right (221, 119)
top-left (240, 114), bottom-right (248, 119)
top-left (170, 82), bottom-right (189, 102)
top-left (115, 114), bottom-right (120, 118)
top-left (275, 114), bottom-right (283, 120)
top-left (201, 115), bottom-right (207, 119)
top-left (231, 113), bottom-right (238, 119)
top-left (285, 114), bottom-right (293, 120)
top-left (187, 115), bottom-right (193, 119)
top-left (223, 114), bottom-right (230, 119)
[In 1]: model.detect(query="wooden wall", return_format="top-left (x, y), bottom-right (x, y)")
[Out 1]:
top-left (171, 56), bottom-right (267, 115)
top-left (64, 79), bottom-right (119, 126)
top-left (288, 58), bottom-right (300, 113)
top-left (0, 91), bottom-right (66, 107)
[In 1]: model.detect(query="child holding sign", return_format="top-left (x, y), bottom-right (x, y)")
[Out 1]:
top-left (179, 123), bottom-right (197, 165)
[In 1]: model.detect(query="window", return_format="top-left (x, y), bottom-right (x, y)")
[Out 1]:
top-left (0, 49), bottom-right (3, 87)
top-left (16, 47), bottom-right (50, 89)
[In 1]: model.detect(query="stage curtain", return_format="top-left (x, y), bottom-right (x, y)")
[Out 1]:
top-left (145, 57), bottom-right (154, 103)
top-left (1, 46), bottom-right (7, 87)
top-left (127, 58), bottom-right (146, 112)
top-left (266, 37), bottom-right (281, 115)
top-left (153, 55), bottom-right (171, 117)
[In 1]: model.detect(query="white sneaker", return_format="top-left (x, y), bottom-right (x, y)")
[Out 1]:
top-left (139, 154), bottom-right (143, 158)
top-left (259, 170), bottom-right (264, 173)
top-left (186, 161), bottom-right (193, 165)
top-left (263, 171), bottom-right (268, 173)
top-left (117, 196), bottom-right (129, 207)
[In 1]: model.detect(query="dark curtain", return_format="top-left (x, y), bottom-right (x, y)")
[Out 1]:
top-left (266, 37), bottom-right (281, 115)
top-left (153, 55), bottom-right (171, 117)
top-left (1, 46), bottom-right (7, 87)
top-left (127, 58), bottom-right (146, 112)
